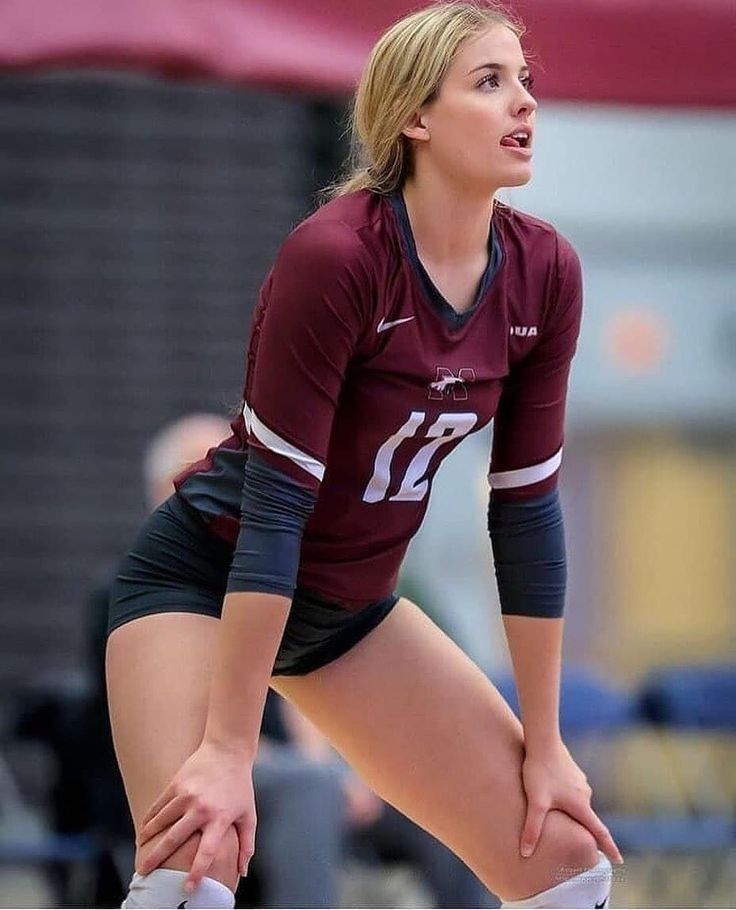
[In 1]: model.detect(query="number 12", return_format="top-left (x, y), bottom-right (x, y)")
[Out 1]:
top-left (363, 411), bottom-right (478, 503)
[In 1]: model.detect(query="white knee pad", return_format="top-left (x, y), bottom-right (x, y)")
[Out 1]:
top-left (501, 850), bottom-right (613, 909)
top-left (122, 868), bottom-right (235, 909)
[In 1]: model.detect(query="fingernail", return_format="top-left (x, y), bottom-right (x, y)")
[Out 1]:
top-left (521, 845), bottom-right (532, 857)
top-left (185, 880), bottom-right (195, 894)
top-left (241, 863), bottom-right (249, 877)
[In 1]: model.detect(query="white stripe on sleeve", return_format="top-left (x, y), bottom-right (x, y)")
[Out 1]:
top-left (243, 402), bottom-right (325, 482)
top-left (488, 447), bottom-right (563, 490)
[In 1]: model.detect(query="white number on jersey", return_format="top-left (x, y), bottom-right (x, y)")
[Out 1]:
top-left (363, 411), bottom-right (478, 503)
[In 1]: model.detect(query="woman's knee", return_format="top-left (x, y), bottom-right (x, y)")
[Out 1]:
top-left (540, 810), bottom-right (600, 881)
top-left (136, 823), bottom-right (241, 893)
top-left (489, 809), bottom-right (600, 901)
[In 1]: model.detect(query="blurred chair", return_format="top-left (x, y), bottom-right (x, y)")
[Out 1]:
top-left (5, 669), bottom-right (111, 906)
top-left (634, 662), bottom-right (736, 816)
top-left (621, 663), bottom-right (736, 904)
top-left (492, 664), bottom-right (638, 736)
top-left (638, 663), bottom-right (736, 730)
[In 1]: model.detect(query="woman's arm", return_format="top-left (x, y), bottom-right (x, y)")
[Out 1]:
top-left (502, 611), bottom-right (623, 865)
top-left (488, 233), bottom-right (582, 743)
top-left (203, 219), bottom-right (377, 756)
top-left (203, 591), bottom-right (292, 758)
top-left (502, 614), bottom-right (562, 751)
top-left (486, 236), bottom-right (621, 864)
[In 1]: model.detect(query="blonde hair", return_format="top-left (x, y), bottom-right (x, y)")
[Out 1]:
top-left (327, 1), bottom-right (526, 199)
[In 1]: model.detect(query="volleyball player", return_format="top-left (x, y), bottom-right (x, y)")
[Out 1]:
top-left (107, 3), bottom-right (624, 907)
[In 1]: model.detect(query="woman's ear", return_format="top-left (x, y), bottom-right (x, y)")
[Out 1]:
top-left (401, 111), bottom-right (430, 143)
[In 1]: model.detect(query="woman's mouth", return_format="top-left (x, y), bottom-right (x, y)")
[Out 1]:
top-left (500, 129), bottom-right (532, 157)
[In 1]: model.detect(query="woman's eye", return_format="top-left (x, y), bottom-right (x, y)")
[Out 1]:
top-left (478, 73), bottom-right (499, 89)
top-left (478, 73), bottom-right (536, 93)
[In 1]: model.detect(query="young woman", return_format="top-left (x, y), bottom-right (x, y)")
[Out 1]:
top-left (106, 3), bottom-right (624, 907)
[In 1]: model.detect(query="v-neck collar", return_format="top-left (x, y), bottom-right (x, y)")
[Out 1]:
top-left (387, 190), bottom-right (504, 331)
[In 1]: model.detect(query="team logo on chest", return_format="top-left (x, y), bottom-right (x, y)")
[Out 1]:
top-left (510, 325), bottom-right (538, 337)
top-left (428, 366), bottom-right (476, 401)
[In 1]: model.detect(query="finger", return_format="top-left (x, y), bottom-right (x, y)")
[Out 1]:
top-left (575, 803), bottom-right (624, 865)
top-left (186, 821), bottom-right (230, 893)
top-left (137, 812), bottom-right (204, 875)
top-left (234, 817), bottom-right (255, 876)
top-left (520, 802), bottom-right (548, 858)
top-left (141, 784), bottom-right (177, 827)
top-left (137, 794), bottom-right (187, 846)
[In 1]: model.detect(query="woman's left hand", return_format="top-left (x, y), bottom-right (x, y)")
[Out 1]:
top-left (519, 737), bottom-right (623, 865)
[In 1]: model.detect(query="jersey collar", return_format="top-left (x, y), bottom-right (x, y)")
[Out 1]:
top-left (387, 190), bottom-right (504, 331)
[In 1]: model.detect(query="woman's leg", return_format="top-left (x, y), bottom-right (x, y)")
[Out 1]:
top-left (273, 598), bottom-right (602, 903)
top-left (106, 612), bottom-right (240, 893)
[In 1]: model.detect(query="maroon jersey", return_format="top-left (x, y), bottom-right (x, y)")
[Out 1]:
top-left (175, 189), bottom-right (583, 609)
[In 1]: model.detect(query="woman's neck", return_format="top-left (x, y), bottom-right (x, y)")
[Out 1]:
top-left (401, 175), bottom-right (495, 267)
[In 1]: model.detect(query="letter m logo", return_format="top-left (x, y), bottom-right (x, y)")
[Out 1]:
top-left (428, 367), bottom-right (476, 401)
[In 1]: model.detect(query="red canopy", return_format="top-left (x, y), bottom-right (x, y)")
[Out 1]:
top-left (3, 0), bottom-right (734, 108)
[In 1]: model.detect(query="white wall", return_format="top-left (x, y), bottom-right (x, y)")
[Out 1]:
top-left (500, 103), bottom-right (736, 426)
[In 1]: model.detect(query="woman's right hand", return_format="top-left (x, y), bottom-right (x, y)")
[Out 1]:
top-left (135, 739), bottom-right (256, 894)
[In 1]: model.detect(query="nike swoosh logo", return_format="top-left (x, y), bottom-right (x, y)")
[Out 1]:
top-left (377, 315), bottom-right (415, 333)
top-left (595, 900), bottom-right (608, 908)
top-left (177, 902), bottom-right (188, 909)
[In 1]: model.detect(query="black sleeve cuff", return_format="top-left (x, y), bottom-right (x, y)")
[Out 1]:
top-left (488, 489), bottom-right (567, 618)
top-left (226, 451), bottom-right (317, 599)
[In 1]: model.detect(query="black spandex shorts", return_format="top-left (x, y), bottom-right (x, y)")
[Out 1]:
top-left (107, 493), bottom-right (399, 676)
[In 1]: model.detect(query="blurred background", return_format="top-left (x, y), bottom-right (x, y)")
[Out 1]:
top-left (0, 0), bottom-right (734, 907)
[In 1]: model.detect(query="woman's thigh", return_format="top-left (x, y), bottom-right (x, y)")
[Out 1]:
top-left (106, 612), bottom-right (239, 889)
top-left (272, 597), bottom-right (599, 902)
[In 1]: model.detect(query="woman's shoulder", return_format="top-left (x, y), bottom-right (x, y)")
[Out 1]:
top-left (281, 190), bottom-right (385, 262)
top-left (495, 202), bottom-right (580, 273)
top-left (265, 192), bottom-right (383, 312)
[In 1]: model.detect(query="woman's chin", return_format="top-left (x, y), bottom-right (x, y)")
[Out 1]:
top-left (503, 169), bottom-right (533, 188)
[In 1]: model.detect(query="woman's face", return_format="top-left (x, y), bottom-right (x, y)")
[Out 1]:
top-left (410, 26), bottom-right (538, 192)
